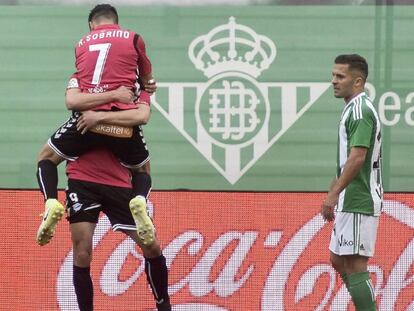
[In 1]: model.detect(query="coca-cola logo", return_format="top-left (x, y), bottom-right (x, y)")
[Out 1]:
top-left (57, 199), bottom-right (414, 311)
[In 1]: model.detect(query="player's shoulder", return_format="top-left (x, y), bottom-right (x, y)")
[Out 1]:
top-left (361, 94), bottom-right (378, 118)
top-left (78, 30), bottom-right (91, 41)
top-left (117, 27), bottom-right (143, 44)
top-left (120, 25), bottom-right (138, 36)
top-left (74, 31), bottom-right (91, 49)
top-left (349, 92), bottom-right (377, 121)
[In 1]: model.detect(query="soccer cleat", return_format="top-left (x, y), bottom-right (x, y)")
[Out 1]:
top-left (36, 198), bottom-right (65, 246)
top-left (129, 196), bottom-right (155, 245)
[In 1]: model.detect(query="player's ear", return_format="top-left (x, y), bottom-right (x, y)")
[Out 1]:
top-left (355, 76), bottom-right (364, 88)
top-left (88, 21), bottom-right (93, 31)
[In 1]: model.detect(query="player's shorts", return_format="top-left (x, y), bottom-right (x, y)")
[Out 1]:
top-left (329, 211), bottom-right (379, 257)
top-left (66, 179), bottom-right (136, 231)
top-left (48, 111), bottom-right (149, 168)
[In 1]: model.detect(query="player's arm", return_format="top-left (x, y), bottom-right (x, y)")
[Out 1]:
top-left (85, 104), bottom-right (149, 125)
top-left (76, 105), bottom-right (150, 134)
top-left (65, 86), bottom-right (134, 111)
top-left (328, 177), bottom-right (337, 192)
top-left (135, 35), bottom-right (157, 94)
top-left (330, 147), bottom-right (367, 195)
top-left (76, 91), bottom-right (151, 134)
top-left (321, 147), bottom-right (367, 221)
top-left (138, 74), bottom-right (157, 94)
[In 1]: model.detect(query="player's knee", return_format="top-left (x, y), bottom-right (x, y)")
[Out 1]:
top-left (131, 171), bottom-right (152, 188)
top-left (38, 144), bottom-right (63, 164)
top-left (140, 239), bottom-right (162, 258)
top-left (139, 171), bottom-right (151, 183)
top-left (330, 258), bottom-right (340, 272)
top-left (73, 249), bottom-right (93, 267)
top-left (343, 255), bottom-right (369, 274)
top-left (131, 161), bottom-right (151, 175)
top-left (330, 254), bottom-right (344, 273)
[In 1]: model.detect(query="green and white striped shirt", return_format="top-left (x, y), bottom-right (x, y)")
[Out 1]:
top-left (336, 92), bottom-right (383, 216)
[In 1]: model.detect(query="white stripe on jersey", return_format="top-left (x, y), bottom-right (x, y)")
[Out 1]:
top-left (336, 104), bottom-right (352, 212)
top-left (352, 99), bottom-right (357, 120)
top-left (338, 104), bottom-right (353, 173)
top-left (352, 96), bottom-right (363, 120)
top-left (365, 97), bottom-right (382, 215)
top-left (358, 97), bottom-right (363, 119)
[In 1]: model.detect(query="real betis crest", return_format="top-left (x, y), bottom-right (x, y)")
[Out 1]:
top-left (153, 17), bottom-right (329, 184)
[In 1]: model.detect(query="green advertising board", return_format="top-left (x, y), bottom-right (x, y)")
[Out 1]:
top-left (0, 6), bottom-right (412, 191)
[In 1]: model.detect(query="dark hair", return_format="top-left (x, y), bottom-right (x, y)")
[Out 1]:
top-left (334, 54), bottom-right (368, 81)
top-left (88, 4), bottom-right (118, 24)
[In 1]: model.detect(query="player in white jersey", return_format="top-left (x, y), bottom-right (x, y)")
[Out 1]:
top-left (321, 54), bottom-right (382, 311)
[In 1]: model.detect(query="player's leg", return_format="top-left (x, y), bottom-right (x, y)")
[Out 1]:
top-left (36, 114), bottom-right (78, 245)
top-left (37, 113), bottom-right (80, 201)
top-left (110, 126), bottom-right (154, 245)
top-left (36, 112), bottom-right (97, 245)
top-left (35, 142), bottom-right (66, 245)
top-left (129, 162), bottom-right (155, 244)
top-left (36, 143), bottom-right (66, 245)
top-left (102, 185), bottom-right (171, 311)
top-left (330, 252), bottom-right (349, 289)
top-left (329, 217), bottom-right (350, 288)
top-left (343, 213), bottom-right (379, 311)
top-left (343, 255), bottom-right (376, 311)
top-left (37, 143), bottom-right (64, 199)
top-left (111, 125), bottom-right (152, 199)
top-left (124, 230), bottom-right (171, 311)
top-left (67, 179), bottom-right (102, 311)
top-left (329, 212), bottom-right (378, 311)
top-left (71, 222), bottom-right (96, 311)
top-left (131, 160), bottom-right (152, 200)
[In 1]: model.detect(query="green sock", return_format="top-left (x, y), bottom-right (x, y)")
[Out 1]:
top-left (348, 271), bottom-right (376, 311)
top-left (340, 273), bottom-right (349, 288)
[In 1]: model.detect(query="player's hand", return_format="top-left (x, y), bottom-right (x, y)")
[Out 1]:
top-left (143, 79), bottom-right (157, 94)
top-left (77, 111), bottom-right (103, 135)
top-left (135, 101), bottom-right (150, 106)
top-left (321, 203), bottom-right (335, 222)
top-left (113, 86), bottom-right (134, 104)
top-left (321, 191), bottom-right (338, 222)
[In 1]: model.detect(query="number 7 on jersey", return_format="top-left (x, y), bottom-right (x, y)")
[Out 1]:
top-left (89, 43), bottom-right (111, 85)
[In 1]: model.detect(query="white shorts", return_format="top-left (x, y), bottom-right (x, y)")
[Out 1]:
top-left (329, 212), bottom-right (379, 257)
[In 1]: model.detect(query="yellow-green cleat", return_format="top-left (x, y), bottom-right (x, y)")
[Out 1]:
top-left (36, 198), bottom-right (65, 246)
top-left (129, 196), bottom-right (155, 245)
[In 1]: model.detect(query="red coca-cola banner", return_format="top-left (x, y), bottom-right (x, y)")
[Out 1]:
top-left (0, 190), bottom-right (413, 310)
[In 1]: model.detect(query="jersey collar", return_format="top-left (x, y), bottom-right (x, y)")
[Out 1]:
top-left (93, 24), bottom-right (120, 31)
top-left (347, 91), bottom-right (366, 105)
top-left (341, 91), bottom-right (366, 117)
top-left (344, 91), bottom-right (366, 109)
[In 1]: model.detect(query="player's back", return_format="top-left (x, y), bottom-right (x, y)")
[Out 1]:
top-left (75, 24), bottom-right (151, 110)
top-left (66, 147), bottom-right (132, 188)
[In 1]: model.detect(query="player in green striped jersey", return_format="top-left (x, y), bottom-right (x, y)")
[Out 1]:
top-left (321, 54), bottom-right (382, 311)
